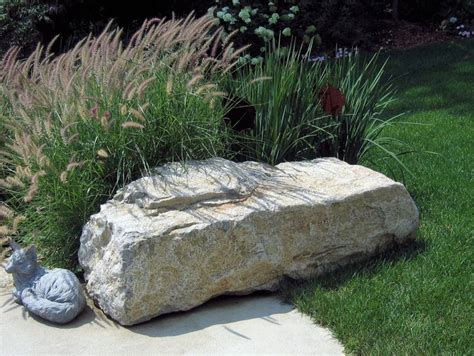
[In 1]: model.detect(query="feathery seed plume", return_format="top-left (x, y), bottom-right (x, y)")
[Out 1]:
top-left (0, 205), bottom-right (14, 219)
top-left (24, 184), bottom-right (38, 203)
top-left (250, 76), bottom-right (273, 84)
top-left (97, 149), bottom-right (109, 158)
top-left (129, 108), bottom-right (146, 122)
top-left (121, 121), bottom-right (145, 129)
top-left (59, 171), bottom-right (68, 183)
top-left (120, 105), bottom-right (128, 116)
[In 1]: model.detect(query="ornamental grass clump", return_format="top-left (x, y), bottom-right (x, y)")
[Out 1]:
top-left (0, 15), bottom-right (242, 269)
top-left (230, 42), bottom-right (411, 170)
top-left (227, 42), bottom-right (329, 165)
top-left (321, 52), bottom-right (401, 166)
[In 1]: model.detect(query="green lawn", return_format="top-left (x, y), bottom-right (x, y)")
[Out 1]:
top-left (289, 39), bottom-right (474, 354)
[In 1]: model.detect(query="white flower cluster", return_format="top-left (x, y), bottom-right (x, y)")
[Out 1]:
top-left (307, 55), bottom-right (327, 62)
top-left (306, 47), bottom-right (360, 62)
top-left (290, 6), bottom-right (299, 14)
top-left (456, 25), bottom-right (474, 38)
top-left (254, 26), bottom-right (274, 41)
top-left (238, 6), bottom-right (258, 23)
top-left (335, 47), bottom-right (357, 59)
top-left (268, 13), bottom-right (279, 25)
top-left (237, 54), bottom-right (264, 65)
top-left (216, 7), bottom-right (237, 24)
top-left (445, 16), bottom-right (474, 39)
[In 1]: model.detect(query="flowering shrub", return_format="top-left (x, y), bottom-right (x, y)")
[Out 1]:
top-left (210, 0), bottom-right (321, 64)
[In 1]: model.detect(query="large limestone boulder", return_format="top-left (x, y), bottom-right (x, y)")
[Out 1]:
top-left (79, 158), bottom-right (418, 325)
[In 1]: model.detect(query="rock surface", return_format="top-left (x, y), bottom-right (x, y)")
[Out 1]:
top-left (79, 158), bottom-right (419, 325)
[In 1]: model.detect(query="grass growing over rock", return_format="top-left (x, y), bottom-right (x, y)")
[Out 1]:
top-left (0, 15), bottom-right (241, 269)
top-left (288, 39), bottom-right (474, 354)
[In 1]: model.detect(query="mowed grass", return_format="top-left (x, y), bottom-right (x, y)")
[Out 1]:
top-left (289, 40), bottom-right (474, 354)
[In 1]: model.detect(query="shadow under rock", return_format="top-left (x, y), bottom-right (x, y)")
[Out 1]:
top-left (280, 237), bottom-right (427, 297)
top-left (128, 291), bottom-right (291, 338)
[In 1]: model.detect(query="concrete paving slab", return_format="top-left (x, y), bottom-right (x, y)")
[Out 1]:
top-left (0, 269), bottom-right (344, 355)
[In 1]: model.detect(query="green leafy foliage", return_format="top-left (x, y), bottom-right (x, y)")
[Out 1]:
top-left (301, 0), bottom-right (388, 48)
top-left (400, 0), bottom-right (474, 22)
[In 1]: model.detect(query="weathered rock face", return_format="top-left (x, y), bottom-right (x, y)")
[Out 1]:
top-left (79, 158), bottom-right (419, 325)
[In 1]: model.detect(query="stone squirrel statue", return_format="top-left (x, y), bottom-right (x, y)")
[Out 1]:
top-left (4, 242), bottom-right (86, 324)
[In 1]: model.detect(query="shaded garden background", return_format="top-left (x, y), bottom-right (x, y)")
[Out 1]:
top-left (1, 0), bottom-right (473, 57)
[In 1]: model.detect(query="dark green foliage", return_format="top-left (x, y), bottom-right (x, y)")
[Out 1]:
top-left (0, 0), bottom-right (215, 57)
top-left (53, 0), bottom-right (215, 50)
top-left (398, 0), bottom-right (474, 22)
top-left (301, 0), bottom-right (389, 48)
top-left (0, 0), bottom-right (50, 55)
top-left (1, 0), bottom-right (472, 59)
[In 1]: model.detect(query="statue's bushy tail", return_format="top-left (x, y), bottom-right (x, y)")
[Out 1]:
top-left (21, 292), bottom-right (85, 324)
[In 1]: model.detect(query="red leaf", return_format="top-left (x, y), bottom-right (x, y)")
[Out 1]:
top-left (318, 84), bottom-right (345, 117)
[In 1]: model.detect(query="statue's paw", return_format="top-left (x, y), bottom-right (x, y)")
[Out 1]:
top-left (12, 289), bottom-right (21, 304)
top-left (20, 288), bottom-right (34, 301)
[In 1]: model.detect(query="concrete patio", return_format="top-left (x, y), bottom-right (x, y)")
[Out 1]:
top-left (0, 269), bottom-right (344, 355)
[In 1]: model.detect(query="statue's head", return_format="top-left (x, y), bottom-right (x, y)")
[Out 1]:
top-left (5, 242), bottom-right (38, 275)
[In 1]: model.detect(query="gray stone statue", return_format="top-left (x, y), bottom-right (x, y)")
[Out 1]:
top-left (5, 242), bottom-right (86, 324)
